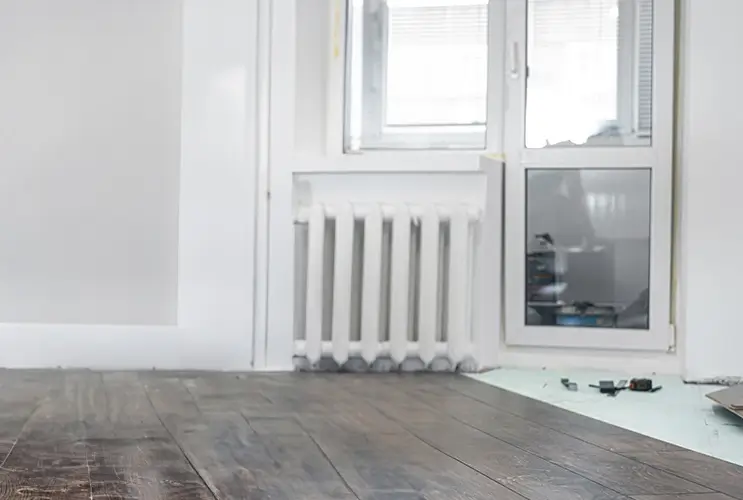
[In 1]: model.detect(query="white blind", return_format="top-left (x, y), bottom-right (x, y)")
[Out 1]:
top-left (526, 0), bottom-right (652, 145)
top-left (636, 0), bottom-right (653, 135)
top-left (384, 1), bottom-right (488, 126)
top-left (527, 0), bottom-right (619, 145)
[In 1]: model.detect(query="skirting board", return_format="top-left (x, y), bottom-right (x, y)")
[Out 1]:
top-left (0, 324), bottom-right (253, 371)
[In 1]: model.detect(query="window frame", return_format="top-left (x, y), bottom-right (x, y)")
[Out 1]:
top-left (503, 0), bottom-right (676, 351)
top-left (328, 0), bottom-right (505, 156)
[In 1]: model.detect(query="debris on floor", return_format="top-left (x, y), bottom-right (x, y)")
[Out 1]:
top-left (561, 377), bottom-right (578, 391)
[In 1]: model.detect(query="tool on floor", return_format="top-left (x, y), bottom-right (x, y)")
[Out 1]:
top-left (589, 380), bottom-right (627, 397)
top-left (629, 378), bottom-right (662, 392)
top-left (561, 378), bottom-right (578, 391)
top-left (590, 378), bottom-right (662, 396)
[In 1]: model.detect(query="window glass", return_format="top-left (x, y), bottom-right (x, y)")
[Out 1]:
top-left (345, 0), bottom-right (488, 150)
top-left (525, 168), bottom-right (651, 329)
top-left (525, 0), bottom-right (653, 148)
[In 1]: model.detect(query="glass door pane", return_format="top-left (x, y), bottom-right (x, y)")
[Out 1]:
top-left (526, 169), bottom-right (651, 329)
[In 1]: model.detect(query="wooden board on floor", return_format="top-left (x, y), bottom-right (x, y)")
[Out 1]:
top-left (707, 385), bottom-right (743, 418)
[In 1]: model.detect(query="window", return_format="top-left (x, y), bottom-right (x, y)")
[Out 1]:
top-left (345, 0), bottom-right (489, 151)
top-left (343, 0), bottom-right (654, 152)
top-left (525, 0), bottom-right (653, 147)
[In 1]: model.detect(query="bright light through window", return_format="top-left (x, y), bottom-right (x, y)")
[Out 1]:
top-left (345, 0), bottom-right (489, 150)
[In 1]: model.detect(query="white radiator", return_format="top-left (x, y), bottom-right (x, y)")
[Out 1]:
top-left (293, 203), bottom-right (483, 371)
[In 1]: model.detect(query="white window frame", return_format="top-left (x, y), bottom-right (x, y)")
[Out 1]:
top-left (327, 0), bottom-right (504, 159)
top-left (503, 0), bottom-right (675, 351)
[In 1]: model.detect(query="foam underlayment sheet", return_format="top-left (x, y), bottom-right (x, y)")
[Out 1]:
top-left (467, 368), bottom-right (743, 466)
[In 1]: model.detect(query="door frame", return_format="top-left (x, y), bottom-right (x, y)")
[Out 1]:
top-left (502, 0), bottom-right (676, 351)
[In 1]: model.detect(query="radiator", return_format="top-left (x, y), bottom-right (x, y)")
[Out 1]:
top-left (293, 203), bottom-right (482, 371)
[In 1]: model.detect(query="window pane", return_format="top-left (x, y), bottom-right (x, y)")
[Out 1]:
top-left (345, 0), bottom-right (488, 150)
top-left (525, 169), bottom-right (651, 329)
top-left (525, 0), bottom-right (653, 148)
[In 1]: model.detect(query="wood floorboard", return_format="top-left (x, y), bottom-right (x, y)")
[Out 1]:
top-left (0, 372), bottom-right (739, 499)
top-left (631, 495), bottom-right (738, 500)
top-left (309, 428), bottom-right (526, 500)
top-left (391, 379), bottom-right (711, 496)
top-left (431, 375), bottom-right (685, 453)
top-left (623, 451), bottom-right (743, 500)
top-left (95, 372), bottom-right (214, 499)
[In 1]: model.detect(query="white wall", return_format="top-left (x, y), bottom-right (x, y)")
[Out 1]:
top-left (677, 0), bottom-right (743, 380)
top-left (0, 0), bottom-right (260, 370)
top-left (0, 0), bottom-right (182, 324)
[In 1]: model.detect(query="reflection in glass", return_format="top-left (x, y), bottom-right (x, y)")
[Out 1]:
top-left (525, 169), bottom-right (651, 329)
top-left (525, 0), bottom-right (653, 148)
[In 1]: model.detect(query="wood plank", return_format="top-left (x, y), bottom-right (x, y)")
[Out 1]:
top-left (141, 376), bottom-right (202, 422)
top-left (632, 495), bottom-right (737, 500)
top-left (243, 416), bottom-right (307, 436)
top-left (392, 378), bottom-right (711, 496)
top-left (309, 429), bottom-right (525, 500)
top-left (707, 386), bottom-right (743, 419)
top-left (0, 372), bottom-right (102, 499)
top-left (625, 451), bottom-right (743, 500)
top-left (93, 372), bottom-right (213, 499)
top-left (441, 376), bottom-right (685, 452)
top-left (358, 385), bottom-right (629, 500)
top-left (409, 422), bottom-right (629, 500)
top-left (0, 370), bottom-right (59, 461)
top-left (180, 374), bottom-right (273, 413)
top-left (165, 411), bottom-right (355, 500)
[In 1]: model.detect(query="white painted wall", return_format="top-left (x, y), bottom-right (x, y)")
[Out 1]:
top-left (0, 0), bottom-right (260, 370)
top-left (0, 0), bottom-right (182, 324)
top-left (677, 0), bottom-right (743, 380)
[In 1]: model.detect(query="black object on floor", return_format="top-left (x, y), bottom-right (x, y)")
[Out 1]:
top-left (629, 378), bottom-right (662, 392)
top-left (561, 377), bottom-right (578, 391)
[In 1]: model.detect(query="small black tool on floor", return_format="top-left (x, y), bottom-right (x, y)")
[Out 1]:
top-left (589, 380), bottom-right (628, 397)
top-left (590, 378), bottom-right (662, 396)
top-left (629, 378), bottom-right (662, 392)
top-left (561, 378), bottom-right (577, 391)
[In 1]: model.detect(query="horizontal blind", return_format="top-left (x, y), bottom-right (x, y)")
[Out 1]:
top-left (384, 1), bottom-right (488, 126)
top-left (636, 0), bottom-right (653, 136)
top-left (527, 0), bottom-right (619, 145)
top-left (389, 5), bottom-right (487, 45)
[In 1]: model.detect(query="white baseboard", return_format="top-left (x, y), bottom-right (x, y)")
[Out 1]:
top-left (496, 345), bottom-right (681, 375)
top-left (0, 323), bottom-right (253, 371)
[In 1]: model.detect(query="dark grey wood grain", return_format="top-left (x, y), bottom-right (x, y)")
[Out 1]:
top-left (632, 495), bottom-right (738, 500)
top-left (625, 451), bottom-right (743, 500)
top-left (310, 429), bottom-right (526, 500)
top-left (433, 375), bottom-right (685, 452)
top-left (163, 411), bottom-right (355, 500)
top-left (95, 372), bottom-right (213, 499)
top-left (400, 421), bottom-right (629, 500)
top-left (390, 378), bottom-right (711, 496)
top-left (0, 371), bottom-right (740, 500)
top-left (0, 372), bottom-right (101, 499)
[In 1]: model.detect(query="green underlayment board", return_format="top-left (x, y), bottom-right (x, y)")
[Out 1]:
top-left (468, 368), bottom-right (743, 467)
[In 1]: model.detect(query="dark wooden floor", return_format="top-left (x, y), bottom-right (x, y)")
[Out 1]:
top-left (0, 372), bottom-right (739, 499)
